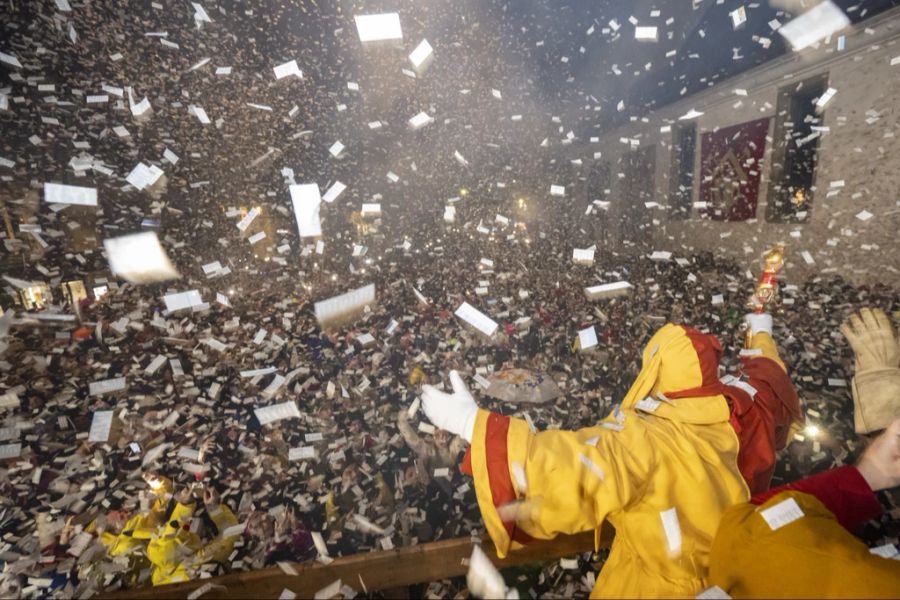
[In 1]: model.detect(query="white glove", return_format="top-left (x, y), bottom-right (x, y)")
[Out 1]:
top-left (421, 370), bottom-right (478, 443)
top-left (744, 312), bottom-right (773, 336)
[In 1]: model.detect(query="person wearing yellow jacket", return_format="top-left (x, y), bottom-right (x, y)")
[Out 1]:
top-left (707, 418), bottom-right (900, 598)
top-left (97, 474), bottom-right (175, 557)
top-left (146, 486), bottom-right (240, 585)
top-left (422, 317), bottom-right (801, 598)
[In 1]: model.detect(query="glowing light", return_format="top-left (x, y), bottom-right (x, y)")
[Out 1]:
top-left (459, 188), bottom-right (469, 196)
top-left (804, 424), bottom-right (820, 438)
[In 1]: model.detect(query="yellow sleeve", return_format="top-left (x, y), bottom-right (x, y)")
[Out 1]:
top-left (195, 504), bottom-right (240, 564)
top-left (748, 331), bottom-right (785, 372)
top-left (468, 409), bottom-right (655, 557)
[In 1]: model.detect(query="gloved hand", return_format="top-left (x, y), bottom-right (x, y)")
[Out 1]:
top-left (744, 312), bottom-right (773, 336)
top-left (421, 370), bottom-right (478, 443)
top-left (841, 308), bottom-right (899, 372)
top-left (841, 308), bottom-right (900, 434)
top-left (857, 418), bottom-right (900, 491)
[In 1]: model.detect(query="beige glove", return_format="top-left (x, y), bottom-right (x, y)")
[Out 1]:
top-left (841, 308), bottom-right (900, 434)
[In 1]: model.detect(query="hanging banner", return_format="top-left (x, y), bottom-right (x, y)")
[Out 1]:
top-left (699, 117), bottom-right (769, 221)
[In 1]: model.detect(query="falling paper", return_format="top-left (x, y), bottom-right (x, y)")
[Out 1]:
top-left (314, 284), bottom-right (376, 325)
top-left (89, 377), bottom-right (126, 396)
top-left (454, 302), bottom-right (498, 337)
top-left (585, 281), bottom-right (632, 300)
top-left (572, 248), bottom-right (595, 265)
top-left (660, 508), bottom-right (682, 557)
top-left (255, 401), bottom-right (301, 426)
top-left (126, 163), bottom-right (164, 191)
top-left (409, 39), bottom-right (434, 74)
top-left (288, 446), bottom-right (316, 461)
top-left (635, 26), bottom-right (658, 41)
top-left (578, 326), bottom-right (598, 350)
top-left (104, 232), bottom-right (180, 284)
top-left (408, 111), bottom-right (434, 130)
top-left (273, 59), bottom-right (303, 80)
top-left (43, 182), bottom-right (97, 206)
top-left (466, 545), bottom-right (506, 600)
top-left (163, 290), bottom-right (204, 312)
top-left (322, 181), bottom-right (346, 203)
top-left (550, 185), bottom-right (565, 197)
top-left (236, 207), bottom-right (260, 232)
top-left (88, 411), bottom-right (114, 442)
top-left (328, 141), bottom-right (344, 158)
top-left (779, 1), bottom-right (849, 51)
top-left (290, 184), bottom-right (322, 238)
top-left (354, 13), bottom-right (402, 43)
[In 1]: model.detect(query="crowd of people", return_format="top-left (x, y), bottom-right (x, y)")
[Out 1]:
top-left (1, 221), bottom-right (898, 597)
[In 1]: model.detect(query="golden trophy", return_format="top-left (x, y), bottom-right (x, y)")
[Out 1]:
top-left (746, 245), bottom-right (785, 346)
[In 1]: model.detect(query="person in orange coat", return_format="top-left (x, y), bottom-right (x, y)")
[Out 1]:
top-left (707, 418), bottom-right (900, 598)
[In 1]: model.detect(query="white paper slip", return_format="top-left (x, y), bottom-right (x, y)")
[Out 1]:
top-left (572, 248), bottom-right (595, 265)
top-left (455, 302), bottom-right (498, 337)
top-left (278, 590), bottom-right (297, 600)
top-left (126, 163), bottom-right (164, 191)
top-left (778, 0), bottom-right (849, 51)
top-left (696, 585), bottom-right (732, 599)
top-left (550, 184), bottom-right (565, 197)
top-left (314, 284), bottom-right (376, 325)
top-left (88, 410), bottom-right (114, 442)
top-left (660, 507), bottom-right (682, 557)
top-left (321, 181), bottom-right (346, 203)
top-left (204, 338), bottom-right (227, 352)
top-left (288, 446), bottom-right (316, 461)
top-left (314, 579), bottom-right (343, 600)
top-left (328, 141), bottom-right (344, 157)
top-left (215, 66), bottom-right (232, 75)
top-left (240, 367), bottom-right (277, 378)
top-left (759, 497), bottom-right (805, 531)
top-left (236, 206), bottom-right (260, 231)
top-left (0, 392), bottom-right (19, 409)
top-left (585, 281), bottom-right (632, 300)
top-left (0, 52), bottom-right (23, 68)
top-left (869, 544), bottom-right (900, 560)
top-left (444, 206), bottom-right (456, 222)
top-left (89, 377), bottom-right (126, 396)
top-left (289, 184), bottom-right (322, 238)
top-left (255, 401), bottom-right (300, 426)
top-left (578, 326), bottom-right (598, 350)
top-left (635, 397), bottom-right (661, 413)
top-left (361, 203), bottom-right (381, 216)
top-left (248, 231), bottom-right (266, 245)
top-left (408, 111), bottom-right (433, 130)
top-left (273, 59), bottom-right (303, 80)
top-left (355, 12), bottom-right (402, 42)
top-left (163, 290), bottom-right (203, 312)
top-left (635, 26), bottom-right (658, 41)
top-left (221, 523), bottom-right (246, 539)
top-left (43, 182), bottom-right (97, 206)
top-left (104, 232), bottom-right (180, 284)
top-left (145, 355), bottom-right (167, 375)
top-left (0, 443), bottom-right (22, 460)
top-left (409, 38), bottom-right (433, 73)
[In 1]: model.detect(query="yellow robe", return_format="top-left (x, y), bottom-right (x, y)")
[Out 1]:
top-left (467, 324), bottom-right (788, 598)
top-left (146, 501), bottom-right (239, 585)
top-left (709, 490), bottom-right (900, 598)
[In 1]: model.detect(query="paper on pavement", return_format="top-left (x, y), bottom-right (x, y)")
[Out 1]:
top-left (455, 302), bottom-right (498, 337)
top-left (104, 232), bottom-right (180, 284)
top-left (290, 184), bottom-right (322, 238)
top-left (43, 182), bottom-right (97, 206)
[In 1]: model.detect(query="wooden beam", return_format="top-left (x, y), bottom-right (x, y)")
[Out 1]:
top-left (104, 526), bottom-right (613, 599)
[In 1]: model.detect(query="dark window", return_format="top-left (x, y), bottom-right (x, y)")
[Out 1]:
top-left (668, 123), bottom-right (696, 220)
top-left (766, 74), bottom-right (828, 223)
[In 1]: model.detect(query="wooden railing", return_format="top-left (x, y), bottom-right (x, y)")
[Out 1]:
top-left (102, 527), bottom-right (612, 599)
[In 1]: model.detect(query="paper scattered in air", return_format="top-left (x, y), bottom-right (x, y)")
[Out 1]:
top-left (104, 232), bottom-right (180, 284)
top-left (779, 1), bottom-right (849, 51)
top-left (43, 182), bottom-right (97, 206)
top-left (354, 13), bottom-right (402, 43)
top-left (290, 184), bottom-right (322, 238)
top-left (273, 59), bottom-right (303, 80)
top-left (88, 411), bottom-right (114, 442)
top-left (455, 302), bottom-right (499, 337)
top-left (578, 326), bottom-right (598, 350)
